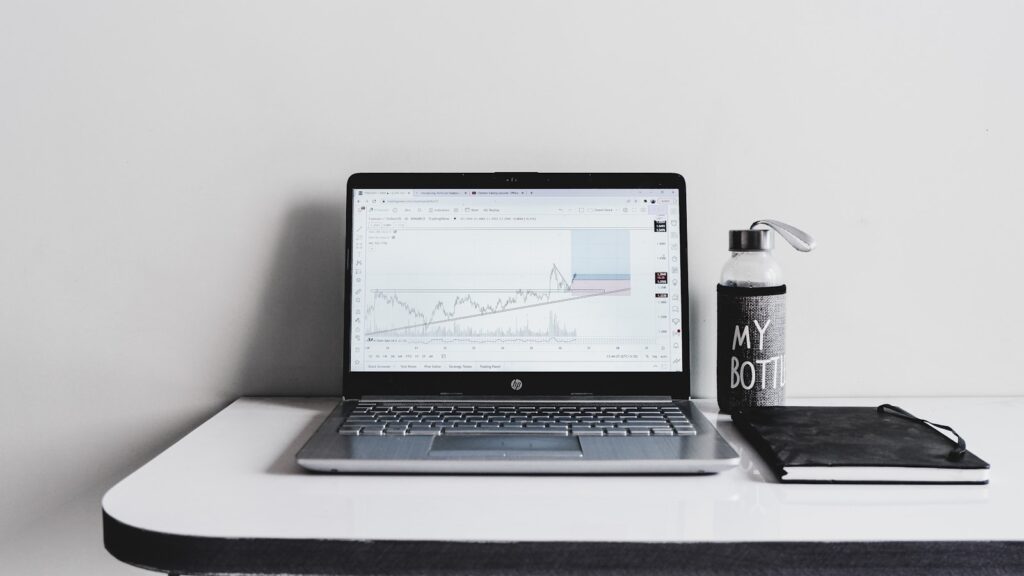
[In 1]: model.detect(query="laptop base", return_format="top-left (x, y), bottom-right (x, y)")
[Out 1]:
top-left (297, 399), bottom-right (739, 474)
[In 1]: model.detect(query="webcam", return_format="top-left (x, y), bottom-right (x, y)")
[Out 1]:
top-left (495, 172), bottom-right (532, 184)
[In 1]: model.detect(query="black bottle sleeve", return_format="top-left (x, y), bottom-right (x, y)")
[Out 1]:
top-left (717, 284), bottom-right (787, 413)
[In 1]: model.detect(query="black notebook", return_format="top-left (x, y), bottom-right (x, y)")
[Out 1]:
top-left (731, 405), bottom-right (990, 484)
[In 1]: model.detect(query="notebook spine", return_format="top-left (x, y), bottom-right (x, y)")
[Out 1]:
top-left (730, 411), bottom-right (788, 480)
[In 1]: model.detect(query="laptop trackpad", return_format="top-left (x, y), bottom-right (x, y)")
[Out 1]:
top-left (428, 435), bottom-right (583, 458)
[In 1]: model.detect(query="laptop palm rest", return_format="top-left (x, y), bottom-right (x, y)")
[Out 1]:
top-left (428, 436), bottom-right (583, 459)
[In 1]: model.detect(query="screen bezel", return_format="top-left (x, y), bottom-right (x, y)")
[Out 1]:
top-left (343, 173), bottom-right (690, 399)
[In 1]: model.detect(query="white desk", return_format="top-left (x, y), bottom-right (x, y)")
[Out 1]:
top-left (103, 397), bottom-right (1024, 575)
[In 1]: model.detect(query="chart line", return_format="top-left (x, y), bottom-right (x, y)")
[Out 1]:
top-left (365, 287), bottom-right (629, 336)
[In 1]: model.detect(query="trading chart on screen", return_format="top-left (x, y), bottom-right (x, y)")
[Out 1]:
top-left (349, 188), bottom-right (683, 372)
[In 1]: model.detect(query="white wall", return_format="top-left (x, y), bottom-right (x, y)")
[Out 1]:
top-left (1, 1), bottom-right (1022, 573)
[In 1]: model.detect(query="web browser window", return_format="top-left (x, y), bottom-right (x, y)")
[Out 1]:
top-left (349, 189), bottom-right (683, 372)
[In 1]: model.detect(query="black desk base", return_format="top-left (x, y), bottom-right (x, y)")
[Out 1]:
top-left (105, 512), bottom-right (1024, 576)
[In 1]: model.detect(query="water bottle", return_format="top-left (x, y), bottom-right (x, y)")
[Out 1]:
top-left (717, 220), bottom-right (815, 413)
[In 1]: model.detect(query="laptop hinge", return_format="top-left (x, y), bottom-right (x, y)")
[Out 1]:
top-left (343, 392), bottom-right (681, 402)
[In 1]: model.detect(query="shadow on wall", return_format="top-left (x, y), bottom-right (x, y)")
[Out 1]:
top-left (232, 199), bottom-right (345, 397)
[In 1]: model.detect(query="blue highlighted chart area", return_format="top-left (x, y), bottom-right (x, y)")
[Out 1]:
top-left (569, 229), bottom-right (631, 296)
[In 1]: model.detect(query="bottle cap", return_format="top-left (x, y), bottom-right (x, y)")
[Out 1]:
top-left (729, 229), bottom-right (773, 252)
top-left (729, 220), bottom-right (817, 253)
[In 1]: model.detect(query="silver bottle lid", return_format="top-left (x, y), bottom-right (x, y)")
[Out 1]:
top-left (729, 220), bottom-right (817, 253)
top-left (729, 229), bottom-right (772, 252)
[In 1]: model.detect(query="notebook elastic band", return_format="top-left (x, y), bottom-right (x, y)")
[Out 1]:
top-left (876, 404), bottom-right (967, 462)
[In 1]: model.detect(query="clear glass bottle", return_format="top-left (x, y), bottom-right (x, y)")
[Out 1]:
top-left (720, 246), bottom-right (784, 288)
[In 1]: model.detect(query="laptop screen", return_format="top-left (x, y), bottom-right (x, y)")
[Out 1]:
top-left (349, 188), bottom-right (684, 373)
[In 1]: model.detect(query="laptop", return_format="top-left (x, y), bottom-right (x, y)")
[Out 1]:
top-left (297, 173), bottom-right (739, 473)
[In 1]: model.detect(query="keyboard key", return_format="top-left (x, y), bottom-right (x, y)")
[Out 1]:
top-left (497, 428), bottom-right (563, 435)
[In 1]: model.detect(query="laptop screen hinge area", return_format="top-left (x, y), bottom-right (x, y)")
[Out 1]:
top-left (347, 392), bottom-right (680, 402)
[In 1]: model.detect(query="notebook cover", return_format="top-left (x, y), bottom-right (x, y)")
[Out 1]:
top-left (731, 406), bottom-right (990, 484)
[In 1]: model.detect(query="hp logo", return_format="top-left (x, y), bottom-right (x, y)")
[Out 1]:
top-left (510, 378), bottom-right (523, 391)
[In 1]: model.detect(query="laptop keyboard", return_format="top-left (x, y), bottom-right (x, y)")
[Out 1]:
top-left (338, 402), bottom-right (696, 437)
